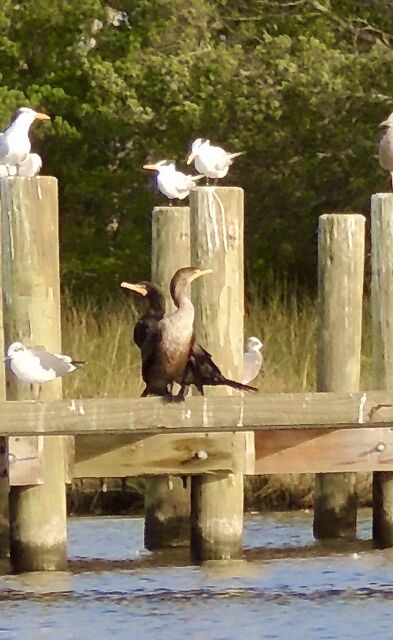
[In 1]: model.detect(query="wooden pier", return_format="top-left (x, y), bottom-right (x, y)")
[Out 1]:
top-left (1, 175), bottom-right (393, 571)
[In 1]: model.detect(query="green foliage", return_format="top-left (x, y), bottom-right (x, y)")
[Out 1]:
top-left (0, 0), bottom-right (392, 295)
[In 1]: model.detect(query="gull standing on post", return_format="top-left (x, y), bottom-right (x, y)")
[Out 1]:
top-left (143, 160), bottom-right (204, 203)
top-left (379, 112), bottom-right (393, 191)
top-left (242, 336), bottom-right (263, 384)
top-left (187, 138), bottom-right (244, 182)
top-left (0, 107), bottom-right (50, 174)
top-left (4, 341), bottom-right (84, 400)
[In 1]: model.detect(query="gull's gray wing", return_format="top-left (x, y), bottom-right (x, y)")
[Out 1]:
top-left (30, 348), bottom-right (75, 376)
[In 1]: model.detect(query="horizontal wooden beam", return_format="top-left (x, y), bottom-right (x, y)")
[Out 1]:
top-left (74, 432), bottom-right (253, 477)
top-left (72, 425), bottom-right (393, 476)
top-left (0, 391), bottom-right (393, 436)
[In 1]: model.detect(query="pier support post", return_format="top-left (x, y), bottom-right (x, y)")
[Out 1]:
top-left (0, 250), bottom-right (9, 560)
top-left (144, 206), bottom-right (191, 550)
top-left (0, 177), bottom-right (67, 571)
top-left (371, 193), bottom-right (393, 548)
top-left (313, 214), bottom-right (365, 539)
top-left (189, 187), bottom-right (245, 561)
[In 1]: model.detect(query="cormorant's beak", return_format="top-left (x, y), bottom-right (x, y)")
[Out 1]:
top-left (34, 112), bottom-right (51, 121)
top-left (189, 268), bottom-right (212, 283)
top-left (143, 164), bottom-right (158, 171)
top-left (186, 152), bottom-right (195, 165)
top-left (120, 282), bottom-right (148, 296)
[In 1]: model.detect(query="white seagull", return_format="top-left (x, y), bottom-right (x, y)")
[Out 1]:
top-left (379, 112), bottom-right (393, 191)
top-left (0, 153), bottom-right (42, 178)
top-left (187, 138), bottom-right (244, 181)
top-left (0, 107), bottom-right (50, 173)
top-left (242, 336), bottom-right (263, 384)
top-left (4, 341), bottom-right (83, 399)
top-left (143, 160), bottom-right (204, 202)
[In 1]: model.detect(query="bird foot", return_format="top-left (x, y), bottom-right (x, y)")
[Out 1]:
top-left (162, 393), bottom-right (186, 404)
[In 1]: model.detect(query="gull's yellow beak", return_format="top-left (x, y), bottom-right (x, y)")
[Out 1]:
top-left (34, 112), bottom-right (51, 121)
top-left (143, 164), bottom-right (158, 171)
top-left (186, 152), bottom-right (195, 166)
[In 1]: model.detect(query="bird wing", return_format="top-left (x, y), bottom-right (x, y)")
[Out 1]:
top-left (29, 348), bottom-right (75, 375)
top-left (379, 130), bottom-right (393, 171)
top-left (173, 170), bottom-right (196, 196)
top-left (0, 133), bottom-right (10, 163)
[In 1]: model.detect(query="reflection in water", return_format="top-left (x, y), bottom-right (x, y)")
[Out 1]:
top-left (1, 510), bottom-right (393, 640)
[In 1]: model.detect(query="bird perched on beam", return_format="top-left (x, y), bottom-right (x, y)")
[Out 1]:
top-left (4, 341), bottom-right (84, 400)
top-left (121, 278), bottom-right (258, 398)
top-left (242, 336), bottom-right (263, 384)
top-left (379, 112), bottom-right (393, 191)
top-left (0, 107), bottom-right (50, 175)
top-left (143, 160), bottom-right (204, 203)
top-left (187, 138), bottom-right (244, 182)
top-left (123, 267), bottom-right (211, 398)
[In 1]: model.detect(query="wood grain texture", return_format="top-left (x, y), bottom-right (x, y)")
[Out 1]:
top-left (371, 194), bottom-right (393, 388)
top-left (74, 432), bottom-right (248, 477)
top-left (190, 186), bottom-right (246, 560)
top-left (151, 206), bottom-right (190, 312)
top-left (148, 206), bottom-right (192, 548)
top-left (317, 214), bottom-right (365, 391)
top-left (1, 176), bottom-right (67, 571)
top-left (371, 193), bottom-right (393, 547)
top-left (1, 176), bottom-right (61, 485)
top-left (255, 427), bottom-right (393, 473)
top-left (0, 182), bottom-right (9, 557)
top-left (0, 391), bottom-right (393, 435)
top-left (315, 213), bottom-right (365, 538)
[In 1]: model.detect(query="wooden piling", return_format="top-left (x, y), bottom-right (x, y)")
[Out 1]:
top-left (371, 193), bottom-right (393, 547)
top-left (313, 213), bottom-right (365, 539)
top-left (144, 206), bottom-right (191, 550)
top-left (0, 231), bottom-right (9, 560)
top-left (189, 186), bottom-right (245, 561)
top-left (0, 177), bottom-right (67, 571)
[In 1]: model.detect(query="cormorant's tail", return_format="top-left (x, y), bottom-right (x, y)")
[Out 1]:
top-left (222, 377), bottom-right (258, 393)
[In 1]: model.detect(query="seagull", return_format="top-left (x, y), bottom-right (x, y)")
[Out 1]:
top-left (242, 336), bottom-right (263, 384)
top-left (0, 107), bottom-right (50, 172)
top-left (4, 341), bottom-right (84, 399)
top-left (143, 160), bottom-right (204, 203)
top-left (186, 138), bottom-right (244, 181)
top-left (379, 112), bottom-right (393, 191)
top-left (0, 153), bottom-right (42, 178)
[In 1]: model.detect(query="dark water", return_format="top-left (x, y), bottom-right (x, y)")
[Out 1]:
top-left (1, 510), bottom-right (393, 639)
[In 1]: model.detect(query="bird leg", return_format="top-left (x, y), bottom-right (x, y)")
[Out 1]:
top-left (31, 383), bottom-right (42, 401)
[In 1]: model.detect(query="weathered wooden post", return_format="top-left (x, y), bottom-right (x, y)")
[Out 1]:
top-left (189, 186), bottom-right (247, 560)
top-left (144, 206), bottom-right (191, 549)
top-left (371, 193), bottom-right (393, 547)
top-left (0, 176), bottom-right (67, 571)
top-left (0, 239), bottom-right (9, 560)
top-left (313, 213), bottom-right (365, 539)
